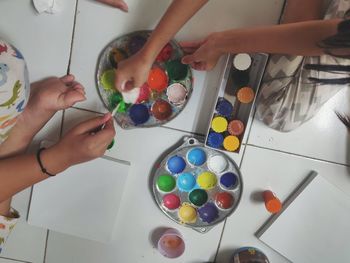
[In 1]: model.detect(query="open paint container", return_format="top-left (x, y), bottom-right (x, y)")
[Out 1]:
top-left (151, 137), bottom-right (243, 233)
top-left (205, 53), bottom-right (268, 153)
top-left (96, 31), bottom-right (193, 129)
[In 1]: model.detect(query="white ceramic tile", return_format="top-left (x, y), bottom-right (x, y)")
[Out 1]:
top-left (249, 87), bottom-right (350, 165)
top-left (70, 0), bottom-right (283, 134)
top-left (0, 258), bottom-right (28, 263)
top-left (0, 0), bottom-right (76, 81)
top-left (43, 107), bottom-right (244, 262)
top-left (216, 145), bottom-right (350, 263)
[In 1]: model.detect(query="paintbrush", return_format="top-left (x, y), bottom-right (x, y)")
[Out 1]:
top-left (100, 103), bottom-right (120, 130)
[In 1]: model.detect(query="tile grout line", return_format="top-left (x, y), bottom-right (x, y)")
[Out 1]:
top-left (66, 0), bottom-right (79, 75)
top-left (41, 1), bottom-right (80, 263)
top-left (213, 134), bottom-right (250, 262)
top-left (42, 230), bottom-right (50, 263)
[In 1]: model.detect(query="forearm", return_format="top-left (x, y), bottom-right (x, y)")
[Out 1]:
top-left (0, 146), bottom-right (69, 202)
top-left (216, 19), bottom-right (341, 57)
top-left (141, 0), bottom-right (208, 61)
top-left (282, 0), bottom-right (324, 24)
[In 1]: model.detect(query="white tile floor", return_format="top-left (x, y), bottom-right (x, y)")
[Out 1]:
top-left (2, 0), bottom-right (350, 263)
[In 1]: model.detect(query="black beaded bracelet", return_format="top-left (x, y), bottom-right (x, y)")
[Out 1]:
top-left (36, 148), bottom-right (56, 177)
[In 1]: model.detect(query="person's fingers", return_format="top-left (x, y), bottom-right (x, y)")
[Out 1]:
top-left (181, 54), bottom-right (198, 65)
top-left (73, 86), bottom-right (86, 96)
top-left (179, 41), bottom-right (203, 49)
top-left (115, 70), bottom-right (127, 92)
top-left (96, 0), bottom-right (128, 12)
top-left (62, 90), bottom-right (86, 107)
top-left (92, 119), bottom-right (116, 147)
top-left (73, 114), bottom-right (111, 134)
top-left (181, 47), bottom-right (199, 54)
top-left (60, 74), bottom-right (75, 83)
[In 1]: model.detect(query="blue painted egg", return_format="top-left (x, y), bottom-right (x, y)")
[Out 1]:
top-left (187, 148), bottom-right (206, 166)
top-left (167, 155), bottom-right (186, 174)
top-left (129, 104), bottom-right (149, 125)
top-left (177, 172), bottom-right (196, 192)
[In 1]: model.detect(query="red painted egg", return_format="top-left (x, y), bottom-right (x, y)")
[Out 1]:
top-left (215, 192), bottom-right (234, 209)
top-left (163, 194), bottom-right (181, 210)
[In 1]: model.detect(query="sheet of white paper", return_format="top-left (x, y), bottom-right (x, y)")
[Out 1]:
top-left (33, 0), bottom-right (62, 14)
top-left (28, 156), bottom-right (130, 243)
top-left (258, 175), bottom-right (350, 263)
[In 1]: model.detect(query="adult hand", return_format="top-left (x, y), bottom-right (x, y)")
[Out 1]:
top-left (95, 0), bottom-right (128, 12)
top-left (180, 33), bottom-right (223, 71)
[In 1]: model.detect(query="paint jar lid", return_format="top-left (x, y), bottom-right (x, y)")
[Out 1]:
top-left (157, 228), bottom-right (185, 258)
top-left (233, 53), bottom-right (252, 71)
top-left (216, 98), bottom-right (233, 117)
top-left (223, 136), bottom-right (240, 152)
top-left (228, 120), bottom-right (245, 136)
top-left (211, 116), bottom-right (228, 133)
top-left (237, 87), bottom-right (255, 104)
top-left (263, 190), bottom-right (282, 213)
top-left (207, 132), bottom-right (224, 148)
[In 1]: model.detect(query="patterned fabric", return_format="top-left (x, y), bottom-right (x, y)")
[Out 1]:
top-left (256, 0), bottom-right (350, 132)
top-left (0, 40), bottom-right (30, 143)
top-left (0, 208), bottom-right (19, 253)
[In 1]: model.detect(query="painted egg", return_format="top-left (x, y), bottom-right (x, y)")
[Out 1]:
top-left (166, 59), bottom-right (188, 81)
top-left (167, 155), bottom-right (186, 174)
top-left (208, 155), bottom-right (228, 174)
top-left (220, 172), bottom-right (238, 189)
top-left (157, 174), bottom-right (176, 192)
top-left (189, 189), bottom-right (208, 207)
top-left (129, 104), bottom-right (150, 125)
top-left (178, 203), bottom-right (197, 223)
top-left (166, 83), bottom-right (187, 105)
top-left (100, 69), bottom-right (115, 91)
top-left (163, 194), bottom-right (181, 210)
top-left (109, 48), bottom-right (127, 68)
top-left (197, 171), bottom-right (217, 190)
top-left (136, 83), bottom-right (151, 103)
top-left (187, 148), bottom-right (206, 166)
top-left (156, 43), bottom-right (173, 62)
top-left (151, 99), bottom-right (172, 121)
top-left (215, 192), bottom-right (234, 209)
top-left (107, 138), bottom-right (115, 150)
top-left (198, 203), bottom-right (219, 223)
top-left (207, 132), bottom-right (224, 148)
top-left (177, 173), bottom-right (196, 192)
top-left (148, 67), bottom-right (168, 92)
top-left (127, 35), bottom-right (147, 55)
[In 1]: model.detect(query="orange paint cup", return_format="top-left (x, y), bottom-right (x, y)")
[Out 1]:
top-left (263, 190), bottom-right (282, 214)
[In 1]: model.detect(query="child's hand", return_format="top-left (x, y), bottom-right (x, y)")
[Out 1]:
top-left (12, 75), bottom-right (86, 145)
top-left (28, 75), bottom-right (86, 113)
top-left (95, 0), bottom-right (128, 12)
top-left (54, 113), bottom-right (116, 168)
top-left (114, 52), bottom-right (152, 92)
top-left (180, 33), bottom-right (223, 71)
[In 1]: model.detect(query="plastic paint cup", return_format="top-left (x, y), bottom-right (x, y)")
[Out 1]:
top-left (263, 190), bottom-right (282, 214)
top-left (157, 228), bottom-right (185, 258)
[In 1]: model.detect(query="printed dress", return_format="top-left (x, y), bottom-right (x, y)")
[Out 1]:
top-left (0, 39), bottom-right (29, 253)
top-left (256, 0), bottom-right (350, 132)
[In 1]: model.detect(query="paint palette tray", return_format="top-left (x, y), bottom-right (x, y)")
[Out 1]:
top-left (151, 137), bottom-right (242, 233)
top-left (96, 31), bottom-right (193, 129)
top-left (205, 53), bottom-right (268, 153)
